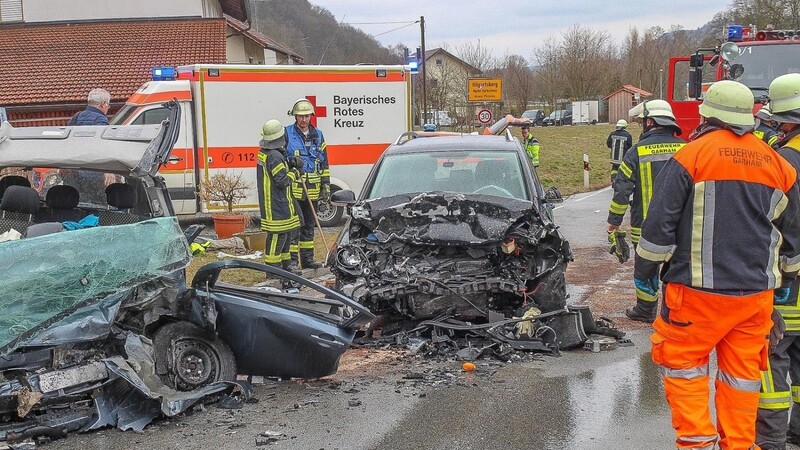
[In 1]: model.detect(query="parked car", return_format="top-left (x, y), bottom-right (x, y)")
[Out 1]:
top-left (327, 132), bottom-right (572, 324)
top-left (543, 109), bottom-right (573, 126)
top-left (0, 105), bottom-right (374, 439)
top-left (521, 109), bottom-right (545, 126)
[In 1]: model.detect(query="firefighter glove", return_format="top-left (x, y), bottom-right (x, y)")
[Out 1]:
top-left (607, 230), bottom-right (630, 263)
top-left (320, 184), bottom-right (331, 202)
top-left (634, 275), bottom-right (659, 298)
top-left (288, 156), bottom-right (305, 174)
top-left (514, 307), bottom-right (541, 338)
top-left (770, 308), bottom-right (786, 355)
top-left (774, 287), bottom-right (792, 305)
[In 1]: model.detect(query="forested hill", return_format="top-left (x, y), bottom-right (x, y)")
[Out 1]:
top-left (248, 0), bottom-right (401, 65)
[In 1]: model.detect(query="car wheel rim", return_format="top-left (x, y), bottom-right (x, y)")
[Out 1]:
top-left (171, 338), bottom-right (219, 390)
top-left (316, 199), bottom-right (337, 222)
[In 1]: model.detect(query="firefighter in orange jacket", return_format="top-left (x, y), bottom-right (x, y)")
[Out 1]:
top-left (757, 73), bottom-right (800, 450)
top-left (635, 80), bottom-right (800, 450)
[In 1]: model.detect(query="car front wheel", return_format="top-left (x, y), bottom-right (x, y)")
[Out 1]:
top-left (531, 262), bottom-right (568, 312)
top-left (317, 187), bottom-right (345, 227)
top-left (152, 321), bottom-right (237, 391)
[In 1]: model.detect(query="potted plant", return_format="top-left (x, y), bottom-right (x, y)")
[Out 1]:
top-left (200, 171), bottom-right (252, 239)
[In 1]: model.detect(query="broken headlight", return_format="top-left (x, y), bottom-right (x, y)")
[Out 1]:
top-left (336, 247), bottom-right (364, 276)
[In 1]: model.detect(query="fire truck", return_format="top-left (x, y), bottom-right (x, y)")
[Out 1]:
top-left (110, 64), bottom-right (412, 226)
top-left (666, 25), bottom-right (800, 137)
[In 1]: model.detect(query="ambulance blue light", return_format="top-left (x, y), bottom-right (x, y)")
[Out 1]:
top-left (152, 67), bottom-right (177, 81)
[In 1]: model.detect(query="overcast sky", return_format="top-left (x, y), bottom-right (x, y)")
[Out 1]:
top-left (315, 1), bottom-right (733, 57)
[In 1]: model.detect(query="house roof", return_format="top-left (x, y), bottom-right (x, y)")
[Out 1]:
top-left (219, 0), bottom-right (248, 22)
top-left (424, 47), bottom-right (481, 75)
top-left (0, 18), bottom-right (226, 107)
top-left (224, 14), bottom-right (304, 64)
top-left (603, 84), bottom-right (653, 100)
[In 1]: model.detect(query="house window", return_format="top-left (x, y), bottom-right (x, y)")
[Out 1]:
top-left (435, 59), bottom-right (443, 67)
top-left (0, 0), bottom-right (23, 22)
top-left (631, 94), bottom-right (637, 107)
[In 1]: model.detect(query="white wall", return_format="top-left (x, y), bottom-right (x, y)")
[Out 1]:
top-left (19, 0), bottom-right (222, 22)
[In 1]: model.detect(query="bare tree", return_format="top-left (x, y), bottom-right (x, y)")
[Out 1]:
top-left (498, 53), bottom-right (535, 114)
top-left (455, 40), bottom-right (497, 74)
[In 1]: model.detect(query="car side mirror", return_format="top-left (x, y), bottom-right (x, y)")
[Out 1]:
top-left (544, 186), bottom-right (563, 203)
top-left (183, 224), bottom-right (205, 244)
top-left (331, 189), bottom-right (356, 206)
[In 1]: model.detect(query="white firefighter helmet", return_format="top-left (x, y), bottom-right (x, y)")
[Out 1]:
top-left (755, 104), bottom-right (772, 121)
top-left (616, 119), bottom-right (628, 128)
top-left (260, 119), bottom-right (286, 149)
top-left (628, 99), bottom-right (681, 134)
top-left (769, 73), bottom-right (800, 125)
top-left (289, 98), bottom-right (314, 116)
top-left (698, 80), bottom-right (755, 128)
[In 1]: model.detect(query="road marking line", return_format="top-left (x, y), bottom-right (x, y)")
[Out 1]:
top-left (553, 186), bottom-right (611, 210)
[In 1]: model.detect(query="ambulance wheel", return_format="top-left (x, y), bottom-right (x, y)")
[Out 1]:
top-left (317, 187), bottom-right (344, 227)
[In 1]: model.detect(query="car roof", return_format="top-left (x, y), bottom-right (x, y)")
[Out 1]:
top-left (0, 122), bottom-right (163, 172)
top-left (386, 134), bottom-right (523, 155)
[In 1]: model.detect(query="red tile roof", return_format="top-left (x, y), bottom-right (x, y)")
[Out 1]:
top-left (0, 18), bottom-right (226, 106)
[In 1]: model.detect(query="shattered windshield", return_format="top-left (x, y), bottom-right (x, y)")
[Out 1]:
top-left (368, 151), bottom-right (528, 200)
top-left (0, 217), bottom-right (191, 352)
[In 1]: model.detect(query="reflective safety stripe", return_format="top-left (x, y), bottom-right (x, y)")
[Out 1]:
top-left (640, 161), bottom-right (653, 219)
top-left (660, 364), bottom-right (708, 379)
top-left (636, 286), bottom-right (658, 303)
top-left (630, 227), bottom-right (641, 244)
top-left (260, 216), bottom-right (301, 232)
top-left (281, 251), bottom-right (291, 262)
top-left (781, 252), bottom-right (800, 273)
top-left (271, 162), bottom-right (286, 176)
top-left (792, 385), bottom-right (800, 402)
top-left (609, 200), bottom-right (628, 215)
top-left (636, 236), bottom-right (676, 262)
top-left (691, 181), bottom-right (713, 287)
top-left (759, 391), bottom-right (791, 410)
top-left (677, 435), bottom-right (718, 445)
top-left (778, 303), bottom-right (800, 331)
top-left (299, 240), bottom-right (315, 250)
top-left (761, 357), bottom-right (776, 393)
top-left (718, 369), bottom-right (761, 392)
top-left (619, 162), bottom-right (633, 178)
top-left (289, 244), bottom-right (299, 254)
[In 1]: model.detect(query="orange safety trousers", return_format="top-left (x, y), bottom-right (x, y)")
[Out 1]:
top-left (651, 283), bottom-right (773, 450)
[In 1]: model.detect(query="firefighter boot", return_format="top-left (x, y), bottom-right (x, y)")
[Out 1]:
top-left (280, 260), bottom-right (300, 290)
top-left (286, 252), bottom-right (302, 275)
top-left (625, 300), bottom-right (657, 323)
top-left (300, 249), bottom-right (322, 269)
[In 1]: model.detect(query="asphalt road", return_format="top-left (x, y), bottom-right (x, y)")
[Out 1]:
top-left (59, 188), bottom-right (784, 450)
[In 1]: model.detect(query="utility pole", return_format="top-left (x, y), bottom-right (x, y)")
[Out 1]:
top-left (420, 15), bottom-right (426, 127)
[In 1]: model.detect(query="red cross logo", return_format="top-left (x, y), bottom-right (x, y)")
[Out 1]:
top-left (305, 95), bottom-right (327, 128)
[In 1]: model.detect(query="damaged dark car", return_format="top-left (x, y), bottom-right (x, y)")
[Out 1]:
top-left (328, 132), bottom-right (572, 324)
top-left (0, 106), bottom-right (373, 444)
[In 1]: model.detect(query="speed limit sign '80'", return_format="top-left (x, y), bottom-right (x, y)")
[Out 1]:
top-left (477, 109), bottom-right (492, 124)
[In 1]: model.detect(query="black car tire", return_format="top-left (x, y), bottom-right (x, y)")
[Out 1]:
top-left (152, 321), bottom-right (237, 391)
top-left (531, 262), bottom-right (567, 312)
top-left (317, 186), bottom-right (344, 227)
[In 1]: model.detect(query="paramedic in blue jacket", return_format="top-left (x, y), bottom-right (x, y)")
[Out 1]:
top-left (285, 98), bottom-right (330, 270)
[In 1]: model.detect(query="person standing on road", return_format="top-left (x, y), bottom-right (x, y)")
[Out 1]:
top-left (67, 88), bottom-right (111, 126)
top-left (757, 73), bottom-right (800, 450)
top-left (607, 119), bottom-right (633, 180)
top-left (285, 98), bottom-right (329, 270)
top-left (755, 104), bottom-right (781, 149)
top-left (256, 119), bottom-right (301, 281)
top-left (635, 80), bottom-right (800, 450)
top-left (520, 124), bottom-right (541, 167)
top-left (606, 100), bottom-right (685, 323)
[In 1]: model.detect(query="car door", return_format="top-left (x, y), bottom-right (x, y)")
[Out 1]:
top-left (190, 260), bottom-right (374, 379)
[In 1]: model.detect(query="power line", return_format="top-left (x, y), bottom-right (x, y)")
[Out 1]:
top-left (372, 22), bottom-right (418, 38)
top-left (344, 20), bottom-right (418, 25)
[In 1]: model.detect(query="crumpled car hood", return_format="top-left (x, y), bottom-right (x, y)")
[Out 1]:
top-left (350, 192), bottom-right (539, 245)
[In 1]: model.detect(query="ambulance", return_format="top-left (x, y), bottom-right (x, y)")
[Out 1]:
top-left (110, 64), bottom-right (412, 225)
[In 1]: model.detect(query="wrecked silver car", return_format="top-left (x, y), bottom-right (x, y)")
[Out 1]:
top-left (0, 107), bottom-right (373, 442)
top-left (328, 132), bottom-right (572, 322)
